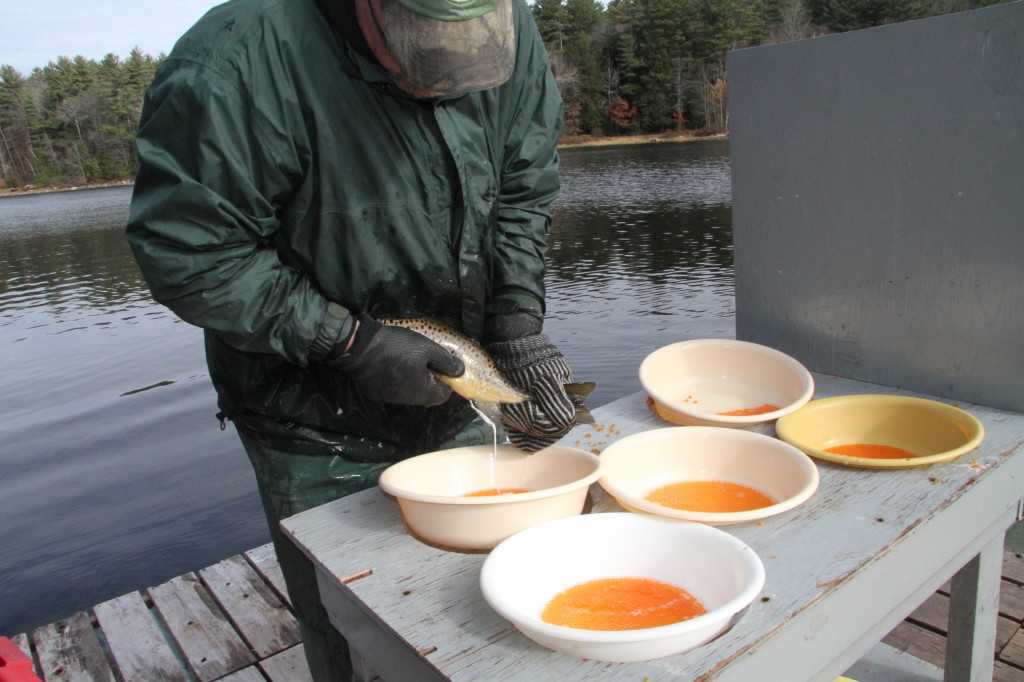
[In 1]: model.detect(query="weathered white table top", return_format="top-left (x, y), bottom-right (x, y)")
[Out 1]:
top-left (282, 374), bottom-right (1024, 681)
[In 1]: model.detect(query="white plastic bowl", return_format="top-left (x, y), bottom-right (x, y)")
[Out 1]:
top-left (598, 427), bottom-right (819, 525)
top-left (378, 444), bottom-right (602, 550)
top-left (480, 513), bottom-right (765, 662)
top-left (640, 339), bottom-right (814, 427)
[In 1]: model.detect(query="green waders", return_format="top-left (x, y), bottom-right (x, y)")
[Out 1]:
top-left (235, 415), bottom-right (496, 681)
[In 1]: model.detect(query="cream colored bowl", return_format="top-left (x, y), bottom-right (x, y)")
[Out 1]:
top-left (378, 444), bottom-right (602, 550)
top-left (640, 339), bottom-right (814, 427)
top-left (598, 426), bottom-right (819, 525)
top-left (775, 394), bottom-right (985, 469)
top-left (480, 513), bottom-right (765, 662)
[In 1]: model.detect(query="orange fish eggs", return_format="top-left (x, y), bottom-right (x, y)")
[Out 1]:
top-left (541, 577), bottom-right (706, 630)
top-left (464, 488), bottom-right (530, 497)
top-left (574, 422), bottom-right (620, 455)
top-left (825, 444), bottom-right (917, 459)
top-left (646, 480), bottom-right (775, 513)
top-left (717, 403), bottom-right (780, 417)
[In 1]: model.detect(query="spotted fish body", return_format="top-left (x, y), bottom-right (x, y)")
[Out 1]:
top-left (379, 317), bottom-right (531, 404)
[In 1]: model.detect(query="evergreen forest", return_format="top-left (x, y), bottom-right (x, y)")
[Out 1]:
top-left (0, 0), bottom-right (1013, 190)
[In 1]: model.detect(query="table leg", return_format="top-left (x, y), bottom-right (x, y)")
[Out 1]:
top-left (351, 648), bottom-right (379, 682)
top-left (943, 532), bottom-right (1003, 681)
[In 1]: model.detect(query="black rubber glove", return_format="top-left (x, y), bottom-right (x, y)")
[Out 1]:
top-left (324, 313), bottom-right (464, 406)
top-left (485, 310), bottom-right (577, 453)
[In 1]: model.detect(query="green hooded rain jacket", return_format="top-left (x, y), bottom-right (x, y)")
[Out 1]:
top-left (126, 0), bottom-right (563, 464)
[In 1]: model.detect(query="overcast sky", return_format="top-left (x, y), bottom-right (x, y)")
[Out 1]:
top-left (1, 1), bottom-right (226, 75)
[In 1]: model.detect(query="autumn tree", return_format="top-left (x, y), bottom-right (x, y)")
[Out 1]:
top-left (607, 96), bottom-right (638, 132)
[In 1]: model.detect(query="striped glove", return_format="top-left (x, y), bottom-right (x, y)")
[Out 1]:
top-left (486, 312), bottom-right (577, 452)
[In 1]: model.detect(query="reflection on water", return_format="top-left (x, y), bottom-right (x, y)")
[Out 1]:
top-left (0, 139), bottom-right (735, 635)
top-left (548, 140), bottom-right (734, 408)
top-left (1, 187), bottom-right (270, 636)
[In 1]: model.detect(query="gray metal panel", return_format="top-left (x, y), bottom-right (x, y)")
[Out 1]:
top-left (727, 2), bottom-right (1024, 412)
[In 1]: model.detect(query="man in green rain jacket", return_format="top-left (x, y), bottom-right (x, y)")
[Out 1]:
top-left (126, 0), bottom-right (577, 678)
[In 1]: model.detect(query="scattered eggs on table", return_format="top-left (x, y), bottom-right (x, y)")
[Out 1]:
top-left (574, 422), bottom-right (622, 455)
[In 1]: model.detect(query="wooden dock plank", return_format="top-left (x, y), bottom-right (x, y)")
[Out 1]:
top-left (995, 659), bottom-right (1024, 679)
top-left (9, 633), bottom-right (36, 675)
top-left (906, 591), bottom-right (949, 633)
top-left (1000, 627), bottom-right (1024, 669)
top-left (883, 620), bottom-right (948, 670)
top-left (92, 591), bottom-right (187, 682)
top-left (259, 643), bottom-right (314, 682)
top-left (148, 572), bottom-right (255, 681)
top-left (32, 611), bottom-right (115, 682)
top-left (200, 554), bottom-right (302, 658)
top-left (1004, 551), bottom-right (1024, 584)
top-left (7, 542), bottom-right (1024, 681)
top-left (216, 666), bottom-right (268, 682)
top-left (245, 542), bottom-right (291, 606)
top-left (905, 591), bottom-right (1018, 654)
top-left (10, 633), bottom-right (30, 653)
top-left (995, 659), bottom-right (1024, 682)
top-left (1001, 578), bottom-right (1024, 622)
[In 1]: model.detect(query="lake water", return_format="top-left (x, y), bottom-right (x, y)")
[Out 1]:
top-left (0, 139), bottom-right (736, 635)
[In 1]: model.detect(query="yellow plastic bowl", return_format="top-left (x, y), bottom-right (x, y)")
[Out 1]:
top-left (378, 444), bottom-right (602, 550)
top-left (640, 339), bottom-right (814, 427)
top-left (775, 394), bottom-right (985, 469)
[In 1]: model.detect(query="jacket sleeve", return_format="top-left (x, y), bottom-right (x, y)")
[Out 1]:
top-left (126, 62), bottom-right (348, 366)
top-left (493, 0), bottom-right (564, 309)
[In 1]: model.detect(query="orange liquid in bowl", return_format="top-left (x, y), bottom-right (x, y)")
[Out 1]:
top-left (717, 403), bottom-right (781, 417)
top-left (825, 444), bottom-right (917, 459)
top-left (464, 488), bottom-right (530, 497)
top-left (542, 577), bottom-right (707, 630)
top-left (646, 480), bottom-right (775, 513)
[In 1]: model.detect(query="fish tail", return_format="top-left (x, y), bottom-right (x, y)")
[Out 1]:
top-left (565, 381), bottom-right (597, 425)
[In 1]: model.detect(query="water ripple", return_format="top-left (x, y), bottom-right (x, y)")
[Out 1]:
top-left (0, 143), bottom-right (738, 636)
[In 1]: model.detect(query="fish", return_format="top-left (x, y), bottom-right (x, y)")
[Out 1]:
top-left (380, 317), bottom-right (596, 424)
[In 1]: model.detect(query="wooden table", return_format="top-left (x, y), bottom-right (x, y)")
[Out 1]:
top-left (281, 374), bottom-right (1024, 681)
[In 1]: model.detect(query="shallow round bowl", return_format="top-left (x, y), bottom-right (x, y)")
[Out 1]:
top-left (775, 394), bottom-right (985, 468)
top-left (378, 444), bottom-right (602, 550)
top-left (480, 513), bottom-right (765, 662)
top-left (598, 426), bottom-right (819, 524)
top-left (640, 339), bottom-right (814, 427)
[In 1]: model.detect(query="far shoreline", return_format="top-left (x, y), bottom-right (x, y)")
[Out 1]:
top-left (0, 132), bottom-right (726, 198)
top-left (559, 131), bottom-right (725, 149)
